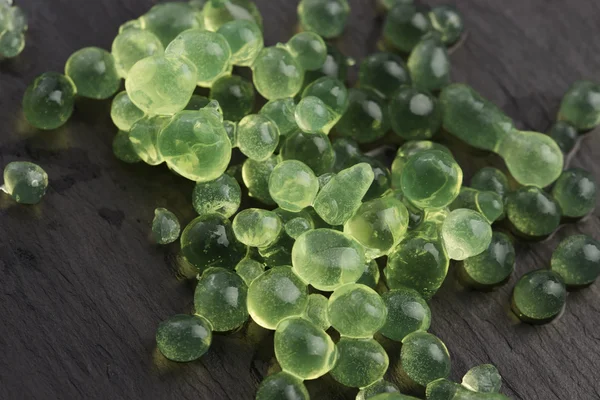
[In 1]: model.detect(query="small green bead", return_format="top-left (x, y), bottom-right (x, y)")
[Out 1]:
top-left (252, 46), bottom-right (304, 100)
top-left (237, 114), bottom-right (279, 161)
top-left (235, 258), bottom-right (265, 286)
top-left (286, 31), bottom-right (328, 71)
top-left (449, 188), bottom-right (504, 224)
top-left (505, 186), bottom-right (561, 238)
top-left (511, 269), bottom-right (566, 323)
top-left (259, 98), bottom-right (298, 138)
top-left (298, 0), bottom-right (350, 39)
top-left (180, 214), bottom-right (245, 273)
top-left (140, 2), bottom-right (203, 47)
top-left (65, 47), bottom-right (120, 100)
top-left (328, 283), bottom-right (387, 338)
top-left (470, 167), bottom-right (510, 199)
top-left (391, 141), bottom-right (451, 188)
top-left (380, 287), bottom-right (431, 342)
top-left (202, 0), bottom-right (263, 32)
top-left (111, 28), bottom-right (164, 78)
top-left (359, 52), bottom-right (411, 99)
top-left (558, 80), bottom-right (600, 131)
top-left (242, 155), bottom-right (279, 205)
top-left (0, 28), bottom-right (24, 57)
top-left (304, 43), bottom-right (350, 87)
top-left (1, 161), bottom-right (48, 205)
top-left (303, 293), bottom-right (330, 331)
top-left (441, 209), bottom-right (492, 261)
top-left (297, 77), bottom-right (349, 134)
top-left (426, 378), bottom-right (461, 400)
top-left (330, 338), bottom-right (389, 388)
top-left (401, 331), bottom-right (451, 386)
top-left (210, 75), bottom-right (255, 121)
top-left (460, 232), bottom-right (515, 289)
top-left (247, 266), bottom-right (309, 330)
top-left (113, 130), bottom-right (141, 164)
top-left (192, 173), bottom-right (241, 218)
top-left (292, 228), bottom-right (366, 291)
top-left (551, 234), bottom-right (600, 287)
top-left (384, 3), bottom-right (432, 53)
top-left (275, 316), bottom-right (337, 379)
top-left (429, 5), bottom-right (464, 46)
top-left (256, 372), bottom-right (309, 400)
top-left (233, 208), bottom-right (283, 248)
top-left (23, 72), bottom-right (76, 130)
top-left (407, 33), bottom-right (451, 92)
top-left (152, 208), bottom-right (181, 245)
top-left (156, 314), bottom-right (212, 362)
top-left (269, 160), bottom-right (319, 213)
top-left (129, 115), bottom-right (169, 165)
top-left (275, 208), bottom-right (315, 239)
top-left (280, 131), bottom-right (335, 175)
top-left (185, 94), bottom-right (211, 111)
top-left (336, 88), bottom-right (390, 143)
top-left (389, 86), bottom-right (442, 140)
top-left (194, 267), bottom-right (248, 331)
top-left (462, 364), bottom-right (502, 393)
top-left (547, 121), bottom-right (578, 153)
top-left (356, 379), bottom-right (400, 400)
top-left (551, 168), bottom-right (596, 218)
top-left (357, 260), bottom-right (381, 290)
top-left (110, 91), bottom-right (145, 132)
top-left (217, 19), bottom-right (263, 67)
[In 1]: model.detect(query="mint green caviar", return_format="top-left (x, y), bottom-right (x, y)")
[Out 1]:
top-left (380, 287), bottom-right (431, 342)
top-left (252, 47), bottom-right (304, 100)
top-left (192, 173), bottom-right (241, 218)
top-left (22, 72), bottom-right (76, 130)
top-left (140, 2), bottom-right (204, 47)
top-left (113, 130), bottom-right (141, 164)
top-left (269, 160), bottom-right (319, 213)
top-left (281, 131), bottom-right (335, 175)
top-left (217, 19), bottom-right (263, 67)
top-left (303, 293), bottom-right (330, 331)
top-left (511, 269), bottom-right (566, 323)
top-left (441, 209), bottom-right (492, 261)
top-left (391, 140), bottom-right (452, 188)
top-left (236, 114), bottom-right (279, 161)
top-left (551, 235), bottom-right (600, 287)
top-left (65, 47), bottom-right (120, 100)
top-left (330, 338), bottom-right (389, 388)
top-left (126, 55), bottom-right (197, 115)
top-left (429, 5), bottom-right (464, 46)
top-left (235, 258), bottom-right (265, 286)
top-left (389, 86), bottom-right (442, 140)
top-left (155, 314), bottom-right (212, 362)
top-left (275, 317), bottom-right (337, 379)
top-left (259, 98), bottom-right (298, 138)
top-left (194, 267), bottom-right (248, 331)
top-left (505, 186), bottom-right (561, 238)
top-left (356, 380), bottom-right (400, 400)
top-left (551, 168), bottom-right (597, 218)
top-left (298, 0), bottom-right (350, 39)
top-left (232, 208), bottom-right (282, 248)
top-left (111, 28), bottom-right (164, 78)
top-left (152, 208), bottom-right (181, 245)
top-left (256, 372), bottom-right (309, 400)
top-left (357, 260), bottom-right (381, 289)
top-left (298, 77), bottom-right (349, 134)
top-left (470, 167), bottom-right (510, 199)
top-left (558, 80), bottom-right (600, 131)
top-left (328, 283), bottom-right (387, 338)
top-left (459, 232), bottom-right (515, 289)
top-left (210, 75), bottom-right (255, 121)
top-left (407, 33), bottom-right (450, 92)
top-left (336, 88), bottom-right (390, 143)
top-left (359, 52), bottom-right (411, 99)
top-left (247, 266), bottom-right (309, 330)
top-left (384, 3), bottom-right (432, 53)
top-left (275, 208), bottom-right (315, 239)
top-left (401, 332), bottom-right (451, 386)
top-left (1, 161), bottom-right (48, 205)
top-left (110, 91), bottom-right (145, 132)
top-left (449, 188), bottom-right (504, 224)
top-left (292, 229), bottom-right (366, 291)
top-left (129, 115), bottom-right (169, 165)
top-left (462, 364), bottom-right (502, 393)
top-left (548, 121), bottom-right (578, 153)
top-left (286, 32), bottom-right (328, 71)
top-left (202, 0), bottom-right (263, 32)
top-left (242, 155), bottom-right (279, 205)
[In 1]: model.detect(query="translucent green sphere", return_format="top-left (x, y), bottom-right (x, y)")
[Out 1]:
top-left (235, 258), bottom-right (265, 286)
top-left (470, 167), bottom-right (510, 199)
top-left (129, 115), bottom-right (169, 165)
top-left (298, 0), bottom-right (350, 38)
top-left (330, 338), bottom-right (389, 388)
top-left (558, 80), bottom-right (600, 131)
top-left (551, 235), bottom-right (600, 287)
top-left (280, 131), bottom-right (334, 175)
top-left (328, 283), bottom-right (387, 338)
top-left (269, 160), bottom-right (319, 212)
top-left (407, 33), bottom-right (450, 92)
top-left (380, 287), bottom-right (431, 342)
top-left (260, 98), bottom-right (298, 138)
top-left (113, 130), bottom-right (141, 164)
top-left (252, 47), bottom-right (304, 100)
top-left (23, 72), bottom-right (76, 130)
top-left (242, 155), bottom-right (279, 205)
top-left (505, 186), bottom-right (561, 238)
top-left (210, 75), bottom-right (255, 121)
top-left (384, 3), bottom-right (432, 53)
top-left (232, 208), bottom-right (283, 248)
top-left (0, 29), bottom-right (25, 58)
top-left (297, 77), bottom-right (349, 134)
top-left (202, 0), bottom-right (263, 32)
top-left (460, 232), bottom-right (515, 289)
top-left (429, 5), bottom-right (464, 46)
top-left (286, 31), bottom-right (328, 71)
top-left (152, 208), bottom-right (180, 245)
top-left (275, 208), bottom-right (315, 239)
top-left (110, 91), bottom-right (145, 132)
top-left (256, 372), bottom-right (309, 400)
top-left (140, 2), bottom-right (203, 47)
top-left (401, 332), bottom-right (451, 386)
top-left (511, 269), bottom-right (566, 323)
top-left (441, 209), bottom-right (492, 261)
top-left (356, 380), bottom-right (400, 400)
top-left (389, 86), bottom-right (441, 140)
top-left (303, 293), bottom-right (330, 331)
top-left (156, 314), bottom-right (212, 362)
top-left (236, 114), bottom-right (280, 161)
top-left (390, 140), bottom-right (452, 188)
top-left (551, 168), bottom-right (596, 218)
top-left (336, 88), bottom-right (390, 144)
top-left (462, 364), bottom-right (502, 393)
top-left (111, 28), bottom-right (164, 78)
top-left (217, 19), bottom-right (263, 67)
top-left (192, 173), bottom-right (241, 218)
top-left (548, 121), bottom-right (578, 153)
top-left (359, 52), bottom-right (411, 99)
top-left (65, 47), bottom-right (120, 100)
top-left (1, 161), bottom-right (48, 205)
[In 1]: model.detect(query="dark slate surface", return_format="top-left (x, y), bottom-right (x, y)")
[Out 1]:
top-left (1, 0), bottom-right (600, 399)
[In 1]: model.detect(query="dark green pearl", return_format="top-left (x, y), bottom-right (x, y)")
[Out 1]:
top-left (280, 131), bottom-right (335, 175)
top-left (384, 3), bottom-right (432, 53)
top-left (505, 186), bottom-right (561, 238)
top-left (336, 88), bottom-right (390, 144)
top-left (470, 167), bottom-right (510, 199)
top-left (359, 52), bottom-right (411, 99)
top-left (155, 314), bottom-right (212, 362)
top-left (389, 86), bottom-right (442, 140)
top-left (558, 80), bottom-right (600, 131)
top-left (459, 232), bottom-right (515, 289)
top-left (551, 234), bottom-right (600, 287)
top-left (511, 269), bottom-right (566, 323)
top-left (210, 75), bottom-right (255, 121)
top-left (23, 72), bottom-right (76, 130)
top-left (256, 372), bottom-right (309, 400)
top-left (429, 5), bottom-right (464, 46)
top-left (548, 121), bottom-right (578, 153)
top-left (551, 168), bottom-right (596, 218)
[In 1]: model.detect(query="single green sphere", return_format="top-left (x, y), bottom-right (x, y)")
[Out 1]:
top-left (235, 258), bottom-right (265, 286)
top-left (460, 232), bottom-right (515, 289)
top-left (356, 380), bottom-right (400, 400)
top-left (65, 47), bottom-right (120, 100)
top-left (22, 72), bottom-right (76, 130)
top-left (380, 287), bottom-right (431, 342)
top-left (429, 5), bottom-right (464, 46)
top-left (252, 46), bottom-right (304, 100)
top-left (275, 208), bottom-right (315, 239)
top-left (180, 214), bottom-right (245, 273)
top-left (303, 293), bottom-right (330, 331)
top-left (401, 331), bottom-right (451, 386)
top-left (280, 131), bottom-right (335, 175)
top-left (242, 155), bottom-right (279, 205)
top-left (192, 173), bottom-right (241, 218)
top-left (140, 2), bottom-right (204, 47)
top-left (237, 114), bottom-right (279, 161)
top-left (255, 372), bottom-right (309, 400)
top-left (449, 188), bottom-right (504, 224)
top-left (269, 160), bottom-right (319, 213)
top-left (275, 316), bottom-right (337, 379)
top-left (156, 314), bottom-right (212, 362)
top-left (471, 167), bottom-right (510, 199)
top-left (210, 75), bottom-right (255, 121)
top-left (551, 234), bottom-right (600, 287)
top-left (232, 208), bottom-right (283, 248)
top-left (113, 130), bottom-right (141, 164)
top-left (217, 19), bottom-right (263, 67)
top-left (259, 98), bottom-right (298, 138)
top-left (511, 269), bottom-right (566, 323)
top-left (390, 141), bottom-right (452, 188)
top-left (359, 52), bottom-right (411, 99)
top-left (297, 0), bottom-right (350, 39)
top-left (328, 283), bottom-right (387, 338)
top-left (505, 186), bottom-right (561, 238)
top-left (1, 161), bottom-right (48, 205)
top-left (194, 267), bottom-right (248, 331)
top-left (558, 80), bottom-right (600, 131)
top-left (111, 28), bottom-right (164, 78)
top-left (152, 208), bottom-right (180, 245)
top-left (0, 29), bottom-right (25, 58)
top-left (551, 168), bottom-right (597, 218)
top-left (357, 260), bottom-right (381, 290)
top-left (129, 115), bottom-right (169, 165)
top-left (384, 3), bottom-right (432, 53)
top-left (462, 364), bottom-right (502, 393)
top-left (401, 150), bottom-right (463, 209)
top-left (441, 209), bottom-right (492, 261)
top-left (202, 0), bottom-right (263, 32)
top-left (126, 55), bottom-right (197, 116)
top-left (286, 31), bottom-right (328, 71)
top-left (298, 76), bottom-right (349, 134)
top-left (389, 86), bottom-right (442, 140)
top-left (247, 266), bottom-right (309, 330)
top-left (110, 91), bottom-right (145, 132)
top-left (407, 33), bottom-right (451, 92)
top-left (547, 121), bottom-right (578, 153)
top-left (336, 88), bottom-right (390, 143)
top-left (330, 338), bottom-right (389, 388)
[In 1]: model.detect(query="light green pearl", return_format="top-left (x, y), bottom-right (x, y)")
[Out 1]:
top-left (297, 76), bottom-right (349, 134)
top-left (330, 338), bottom-right (389, 388)
top-left (210, 75), bottom-right (255, 121)
top-left (328, 283), bottom-right (387, 338)
top-left (113, 130), bottom-right (141, 164)
top-left (232, 208), bottom-right (283, 248)
top-left (286, 31), bottom-right (328, 71)
top-left (192, 173), bottom-right (241, 218)
top-left (269, 160), bottom-right (319, 212)
top-left (356, 379), bottom-right (400, 400)
top-left (275, 208), bottom-right (315, 239)
top-left (551, 234), bottom-right (600, 287)
top-left (0, 28), bottom-right (24, 57)
top-left (429, 5), bottom-right (464, 46)
top-left (242, 155), bottom-right (279, 205)
top-left (280, 131), bottom-right (335, 175)
top-left (140, 2), bottom-right (203, 47)
top-left (470, 167), bottom-right (510, 199)
top-left (551, 168), bottom-right (597, 218)
top-left (336, 88), bottom-right (390, 144)
top-left (202, 0), bottom-right (263, 32)
top-left (259, 98), bottom-right (298, 138)
top-left (65, 47), bottom-right (120, 100)
top-left (407, 33), bottom-right (450, 92)
top-left (110, 91), bottom-right (145, 132)
top-left (401, 331), bottom-right (451, 386)
top-left (302, 293), bottom-right (330, 330)
top-left (359, 52), bottom-right (411, 99)
top-left (511, 269), bottom-right (566, 323)
top-left (155, 314), bottom-right (212, 362)
top-left (217, 19), bottom-right (263, 67)
top-left (459, 232), bottom-right (515, 289)
top-left (391, 141), bottom-right (452, 188)
top-left (384, 3), bottom-right (432, 53)
top-left (111, 28), bottom-right (164, 78)
top-left (152, 208), bottom-right (180, 245)
top-left (129, 115), bottom-right (169, 165)
top-left (235, 258), bottom-right (265, 286)
top-left (1, 161), bottom-right (48, 205)
top-left (505, 186), bottom-right (561, 238)
top-left (252, 46), bottom-right (304, 100)
top-left (462, 364), bottom-right (502, 393)
top-left (256, 372), bottom-right (309, 400)
top-left (389, 86), bottom-right (442, 140)
top-left (22, 72), bottom-right (76, 130)
top-left (441, 209), bottom-right (492, 261)
top-left (380, 287), bottom-right (431, 342)
top-left (295, 96), bottom-right (334, 135)
top-left (558, 80), bottom-right (600, 131)
top-left (237, 114), bottom-right (279, 161)
top-left (298, 0), bottom-right (350, 39)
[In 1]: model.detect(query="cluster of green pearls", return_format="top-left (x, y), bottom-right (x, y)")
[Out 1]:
top-left (0, 1), bottom-right (27, 58)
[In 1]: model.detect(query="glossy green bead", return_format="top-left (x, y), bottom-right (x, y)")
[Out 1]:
top-left (275, 317), bottom-right (337, 379)
top-left (242, 155), bottom-right (279, 205)
top-left (551, 168), bottom-right (596, 218)
top-left (389, 86), bottom-right (442, 140)
top-left (275, 208), bottom-right (315, 239)
top-left (470, 167), bottom-right (510, 199)
top-left (292, 228), bottom-right (366, 291)
top-left (1, 161), bottom-right (48, 204)
top-left (551, 234), bottom-right (600, 287)
top-left (357, 260), bottom-right (381, 290)
top-left (155, 314), bottom-right (212, 362)
top-left (460, 232), bottom-right (515, 289)
top-left (558, 80), bottom-right (600, 131)
top-left (286, 32), bottom-right (328, 71)
top-left (126, 55), bottom-right (197, 115)
top-left (210, 75), bottom-right (255, 121)
top-left (65, 47), bottom-right (120, 100)
top-left (429, 5), bottom-right (464, 46)
top-left (217, 19), bottom-right (263, 67)
top-left (259, 98), bottom-right (298, 138)
top-left (384, 3), bottom-right (432, 53)
top-left (391, 141), bottom-right (452, 188)
top-left (111, 28), bottom-right (164, 78)
top-left (192, 173), bottom-right (241, 218)
top-left (235, 258), bottom-right (265, 286)
top-left (356, 380), bottom-right (400, 400)
top-left (180, 214), bottom-right (245, 273)
top-left (328, 283), bottom-right (387, 338)
top-left (441, 209), bottom-right (492, 260)
top-left (401, 332), bottom-right (451, 386)
top-left (505, 186), bottom-right (561, 238)
top-left (252, 46), bottom-right (304, 100)
top-left (380, 287), bottom-right (431, 342)
top-left (202, 0), bottom-right (263, 32)
top-left (129, 115), bottom-right (169, 165)
top-left (233, 208), bottom-right (282, 248)
top-left (511, 269), bottom-right (566, 323)
top-left (304, 43), bottom-right (350, 87)
top-left (359, 52), bottom-right (411, 99)
top-left (113, 130), bottom-right (141, 163)
top-left (449, 188), bottom-right (504, 224)
top-left (256, 372), bottom-right (309, 400)
top-left (0, 29), bottom-right (24, 57)
top-left (547, 121), bottom-right (578, 153)
top-left (280, 131), bottom-right (335, 175)
top-left (407, 33), bottom-right (450, 92)
top-left (298, 0), bottom-right (350, 39)
top-left (247, 266), bottom-right (309, 330)
top-left (22, 72), bottom-right (76, 130)
top-left (237, 114), bottom-right (279, 161)
top-left (330, 338), bottom-right (389, 388)
top-left (152, 208), bottom-right (180, 245)
top-left (462, 364), bottom-right (502, 393)
top-left (303, 293), bottom-right (330, 331)
top-left (194, 267), bottom-right (248, 331)
top-left (110, 91), bottom-right (144, 131)
top-left (297, 77), bottom-right (349, 134)
top-left (140, 2), bottom-right (203, 47)
top-left (336, 88), bottom-right (390, 143)
top-left (269, 160), bottom-right (319, 213)
top-left (426, 378), bottom-right (461, 400)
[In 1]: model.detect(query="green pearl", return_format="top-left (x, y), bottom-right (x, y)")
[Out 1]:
top-left (22, 72), bottom-right (76, 130)
top-left (129, 115), bottom-right (169, 165)
top-left (332, 138), bottom-right (361, 172)
top-left (232, 208), bottom-right (283, 248)
top-left (336, 88), bottom-right (390, 143)
top-left (505, 186), bottom-right (561, 238)
top-left (330, 338), bottom-right (389, 388)
top-left (356, 260), bottom-right (381, 290)
top-left (202, 0), bottom-right (263, 32)
top-left (252, 46), bottom-right (304, 100)
top-left (462, 364), bottom-right (502, 393)
top-left (551, 168), bottom-right (596, 218)
top-left (389, 86), bottom-right (442, 140)
top-left (470, 167), bottom-right (510, 199)
top-left (391, 140), bottom-right (452, 188)
top-left (255, 372), bottom-right (309, 400)
top-left (304, 43), bottom-right (350, 88)
top-left (247, 266), bottom-right (309, 330)
top-left (551, 234), bottom-right (600, 287)
top-left (280, 131), bottom-right (335, 175)
top-left (426, 378), bottom-right (461, 400)
top-left (407, 33), bottom-right (451, 92)
top-left (111, 28), bottom-right (164, 78)
top-left (113, 130), bottom-right (141, 164)
top-left (298, 0), bottom-right (350, 39)
top-left (242, 155), bottom-right (279, 205)
top-left (237, 114), bottom-right (280, 161)
top-left (269, 160), bottom-right (319, 212)
top-left (259, 98), bottom-right (298, 138)
top-left (449, 188), bottom-right (504, 224)
top-left (511, 269), bottom-right (566, 323)
top-left (297, 77), bottom-right (349, 134)
top-left (328, 283), bottom-right (387, 338)
top-left (429, 5), bottom-right (464, 46)
top-left (235, 258), bottom-right (265, 286)
top-left (155, 314), bottom-right (212, 362)
top-left (401, 331), bottom-right (451, 386)
top-left (441, 209), bottom-right (492, 261)
top-left (359, 52), bottom-right (411, 99)
top-left (192, 173), bottom-right (241, 218)
top-left (460, 232), bottom-right (515, 289)
top-left (275, 208), bottom-right (315, 239)
top-left (152, 208), bottom-right (180, 245)
top-left (356, 379), bottom-right (400, 400)
top-left (110, 91), bottom-right (145, 132)
top-left (65, 47), bottom-right (120, 100)
top-left (548, 121), bottom-right (578, 153)
top-left (0, 28), bottom-right (24, 57)
top-left (1, 161), bottom-right (48, 204)
top-left (303, 293), bottom-right (330, 330)
top-left (217, 19), bottom-right (263, 67)
top-left (286, 32), bottom-right (328, 71)
top-left (558, 80), bottom-right (600, 131)
top-left (210, 75), bottom-right (255, 121)
top-left (140, 2), bottom-right (203, 47)
top-left (384, 3), bottom-right (432, 53)
top-left (380, 287), bottom-right (431, 342)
